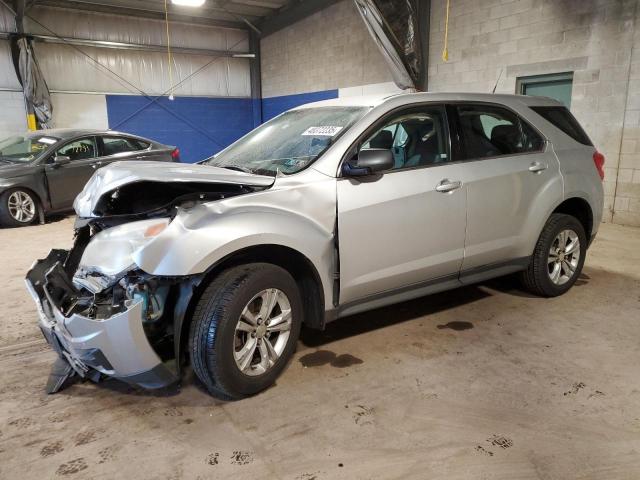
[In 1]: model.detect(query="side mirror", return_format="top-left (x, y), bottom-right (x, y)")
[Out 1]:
top-left (342, 148), bottom-right (393, 177)
top-left (53, 155), bottom-right (71, 166)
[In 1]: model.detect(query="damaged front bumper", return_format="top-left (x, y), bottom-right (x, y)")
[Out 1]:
top-left (26, 250), bottom-right (177, 391)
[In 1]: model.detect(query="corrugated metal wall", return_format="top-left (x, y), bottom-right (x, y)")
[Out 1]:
top-left (0, 7), bottom-right (25, 137)
top-left (24, 7), bottom-right (251, 97)
top-left (0, 5), bottom-right (254, 162)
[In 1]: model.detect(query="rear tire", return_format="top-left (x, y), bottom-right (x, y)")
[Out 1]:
top-left (520, 213), bottom-right (586, 297)
top-left (0, 188), bottom-right (39, 227)
top-left (189, 263), bottom-right (303, 399)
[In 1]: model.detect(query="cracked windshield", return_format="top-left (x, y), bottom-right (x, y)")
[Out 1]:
top-left (205, 106), bottom-right (369, 176)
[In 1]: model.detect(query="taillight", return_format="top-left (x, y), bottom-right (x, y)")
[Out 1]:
top-left (593, 151), bottom-right (605, 180)
top-left (171, 148), bottom-right (180, 161)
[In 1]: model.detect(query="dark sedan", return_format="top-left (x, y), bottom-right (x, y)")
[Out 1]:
top-left (0, 129), bottom-right (179, 227)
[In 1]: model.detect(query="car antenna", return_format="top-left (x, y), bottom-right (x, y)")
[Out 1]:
top-left (492, 67), bottom-right (504, 94)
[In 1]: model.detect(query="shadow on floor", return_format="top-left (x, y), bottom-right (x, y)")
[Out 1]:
top-left (43, 213), bottom-right (73, 225)
top-left (302, 268), bottom-right (597, 348)
top-left (301, 282), bottom-right (493, 348)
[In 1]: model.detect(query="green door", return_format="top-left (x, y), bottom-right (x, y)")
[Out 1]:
top-left (518, 73), bottom-right (573, 108)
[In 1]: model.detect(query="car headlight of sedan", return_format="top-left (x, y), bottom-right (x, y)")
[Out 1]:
top-left (72, 218), bottom-right (170, 293)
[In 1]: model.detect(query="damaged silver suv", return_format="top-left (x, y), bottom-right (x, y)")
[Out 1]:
top-left (26, 92), bottom-right (604, 399)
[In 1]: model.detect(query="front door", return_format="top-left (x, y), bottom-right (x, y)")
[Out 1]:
top-left (45, 136), bottom-right (100, 210)
top-left (337, 105), bottom-right (467, 305)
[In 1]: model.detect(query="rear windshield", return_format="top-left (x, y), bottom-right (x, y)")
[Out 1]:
top-left (530, 106), bottom-right (592, 146)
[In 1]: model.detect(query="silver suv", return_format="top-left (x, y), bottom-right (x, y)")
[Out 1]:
top-left (26, 92), bottom-right (604, 399)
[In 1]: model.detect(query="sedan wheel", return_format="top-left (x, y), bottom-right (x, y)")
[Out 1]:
top-left (0, 188), bottom-right (39, 227)
top-left (7, 190), bottom-right (36, 223)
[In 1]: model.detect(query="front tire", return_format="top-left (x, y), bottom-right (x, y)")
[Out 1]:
top-left (0, 188), bottom-right (38, 227)
top-left (189, 263), bottom-right (303, 399)
top-left (520, 213), bottom-right (587, 297)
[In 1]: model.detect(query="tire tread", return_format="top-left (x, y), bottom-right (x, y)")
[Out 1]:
top-left (188, 263), bottom-right (300, 400)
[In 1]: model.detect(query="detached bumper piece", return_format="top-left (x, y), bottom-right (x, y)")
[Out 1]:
top-left (26, 250), bottom-right (177, 393)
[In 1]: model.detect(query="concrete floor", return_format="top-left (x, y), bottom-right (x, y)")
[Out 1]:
top-left (1, 218), bottom-right (640, 480)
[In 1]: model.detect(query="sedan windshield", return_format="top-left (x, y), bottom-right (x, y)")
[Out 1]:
top-left (204, 106), bottom-right (369, 175)
top-left (0, 134), bottom-right (58, 163)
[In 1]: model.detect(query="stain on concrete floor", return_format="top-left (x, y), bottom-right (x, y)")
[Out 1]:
top-left (299, 350), bottom-right (364, 368)
top-left (436, 321), bottom-right (474, 331)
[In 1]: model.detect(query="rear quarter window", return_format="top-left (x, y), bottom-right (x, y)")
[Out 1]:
top-left (530, 106), bottom-right (592, 146)
top-left (102, 136), bottom-right (149, 155)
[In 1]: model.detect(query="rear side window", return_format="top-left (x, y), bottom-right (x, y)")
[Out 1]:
top-left (102, 136), bottom-right (147, 156)
top-left (530, 106), bottom-right (592, 146)
top-left (455, 104), bottom-right (544, 160)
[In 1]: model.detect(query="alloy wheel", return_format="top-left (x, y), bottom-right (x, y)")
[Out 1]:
top-left (547, 229), bottom-right (580, 285)
top-left (234, 288), bottom-right (292, 376)
top-left (7, 191), bottom-right (35, 223)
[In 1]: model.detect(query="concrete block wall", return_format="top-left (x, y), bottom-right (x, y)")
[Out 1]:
top-left (260, 0), bottom-right (392, 98)
top-left (428, 0), bottom-right (640, 225)
top-left (614, 5), bottom-right (640, 226)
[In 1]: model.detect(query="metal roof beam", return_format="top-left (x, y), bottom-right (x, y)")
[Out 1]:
top-left (41, 0), bottom-right (272, 22)
top-left (34, 0), bottom-right (251, 30)
top-left (0, 30), bottom-right (252, 56)
top-left (15, 0), bottom-right (26, 32)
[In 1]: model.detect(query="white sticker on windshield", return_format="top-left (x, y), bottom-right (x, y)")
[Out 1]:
top-left (302, 126), bottom-right (343, 136)
top-left (38, 137), bottom-right (57, 145)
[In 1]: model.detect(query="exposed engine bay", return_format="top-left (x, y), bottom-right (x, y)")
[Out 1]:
top-left (92, 180), bottom-right (258, 217)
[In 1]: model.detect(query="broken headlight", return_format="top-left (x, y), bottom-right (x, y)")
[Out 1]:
top-left (72, 218), bottom-right (170, 294)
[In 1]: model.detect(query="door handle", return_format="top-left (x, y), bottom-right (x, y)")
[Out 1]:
top-left (436, 179), bottom-right (462, 193)
top-left (528, 161), bottom-right (548, 173)
top-left (91, 162), bottom-right (103, 169)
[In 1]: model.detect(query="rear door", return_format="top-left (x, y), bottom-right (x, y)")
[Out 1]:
top-left (450, 103), bottom-right (562, 277)
top-left (337, 104), bottom-right (467, 304)
top-left (45, 136), bottom-right (100, 210)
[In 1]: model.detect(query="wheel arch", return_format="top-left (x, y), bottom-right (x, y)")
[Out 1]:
top-left (552, 196), bottom-right (594, 244)
top-left (173, 244), bottom-right (326, 370)
top-left (3, 185), bottom-right (43, 206)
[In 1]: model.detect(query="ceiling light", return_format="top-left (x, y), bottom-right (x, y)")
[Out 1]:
top-left (172, 0), bottom-right (206, 6)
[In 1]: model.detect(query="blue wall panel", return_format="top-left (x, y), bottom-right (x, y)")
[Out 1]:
top-left (106, 95), bottom-right (256, 163)
top-left (262, 89), bottom-right (338, 122)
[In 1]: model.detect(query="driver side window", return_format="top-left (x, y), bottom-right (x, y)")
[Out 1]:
top-left (360, 106), bottom-right (450, 171)
top-left (56, 137), bottom-right (97, 161)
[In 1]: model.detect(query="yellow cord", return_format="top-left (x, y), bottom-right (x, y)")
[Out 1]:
top-left (164, 0), bottom-right (174, 99)
top-left (442, 0), bottom-right (450, 62)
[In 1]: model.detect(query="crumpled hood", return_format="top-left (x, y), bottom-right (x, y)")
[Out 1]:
top-left (74, 161), bottom-right (275, 218)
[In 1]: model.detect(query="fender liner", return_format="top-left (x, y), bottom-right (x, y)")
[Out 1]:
top-left (172, 275), bottom-right (205, 377)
